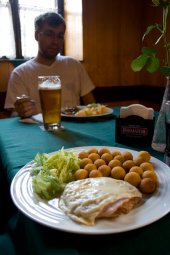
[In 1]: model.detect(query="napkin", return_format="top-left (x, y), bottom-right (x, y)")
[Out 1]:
top-left (31, 113), bottom-right (43, 123)
top-left (120, 104), bottom-right (154, 120)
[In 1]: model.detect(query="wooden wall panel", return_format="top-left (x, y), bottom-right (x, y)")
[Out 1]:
top-left (82, 0), bottom-right (170, 88)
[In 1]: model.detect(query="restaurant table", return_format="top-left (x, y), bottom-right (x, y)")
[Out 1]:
top-left (0, 107), bottom-right (169, 255)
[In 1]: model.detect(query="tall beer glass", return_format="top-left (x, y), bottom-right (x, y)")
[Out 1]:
top-left (38, 75), bottom-right (62, 131)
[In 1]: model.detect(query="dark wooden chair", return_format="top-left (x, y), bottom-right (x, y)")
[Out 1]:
top-left (0, 59), bottom-right (14, 118)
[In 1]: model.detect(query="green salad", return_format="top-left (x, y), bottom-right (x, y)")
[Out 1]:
top-left (30, 148), bottom-right (80, 200)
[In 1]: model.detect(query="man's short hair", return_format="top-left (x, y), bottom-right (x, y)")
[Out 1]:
top-left (35, 12), bottom-right (66, 32)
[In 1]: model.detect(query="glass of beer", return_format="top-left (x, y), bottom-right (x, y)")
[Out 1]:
top-left (38, 75), bottom-right (62, 131)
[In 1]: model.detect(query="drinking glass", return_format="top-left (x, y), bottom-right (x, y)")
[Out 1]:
top-left (38, 75), bottom-right (62, 131)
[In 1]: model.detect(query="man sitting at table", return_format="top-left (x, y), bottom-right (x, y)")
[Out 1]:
top-left (5, 12), bottom-right (95, 118)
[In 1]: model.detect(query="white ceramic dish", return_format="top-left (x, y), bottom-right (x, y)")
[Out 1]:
top-left (61, 106), bottom-right (113, 118)
top-left (19, 107), bottom-right (114, 124)
top-left (10, 146), bottom-right (170, 235)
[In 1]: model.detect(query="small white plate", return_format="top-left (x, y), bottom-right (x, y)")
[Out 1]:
top-left (10, 146), bottom-right (170, 235)
top-left (20, 107), bottom-right (114, 124)
top-left (61, 106), bottom-right (113, 118)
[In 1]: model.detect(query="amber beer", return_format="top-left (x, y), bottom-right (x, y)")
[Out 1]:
top-left (38, 76), bottom-right (61, 130)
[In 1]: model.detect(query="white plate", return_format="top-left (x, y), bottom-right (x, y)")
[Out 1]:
top-left (20, 107), bottom-right (114, 124)
top-left (61, 106), bottom-right (113, 118)
top-left (10, 146), bottom-right (170, 235)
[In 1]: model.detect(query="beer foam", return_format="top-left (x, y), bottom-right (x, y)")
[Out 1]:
top-left (39, 80), bottom-right (61, 89)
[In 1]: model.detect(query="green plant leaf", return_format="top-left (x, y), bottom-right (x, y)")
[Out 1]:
top-left (146, 56), bottom-right (160, 73)
top-left (141, 47), bottom-right (157, 55)
top-left (160, 66), bottom-right (170, 76)
top-left (131, 1), bottom-right (170, 75)
top-left (131, 54), bottom-right (149, 72)
top-left (152, 0), bottom-right (160, 7)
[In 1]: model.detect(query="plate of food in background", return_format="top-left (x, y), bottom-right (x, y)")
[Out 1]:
top-left (61, 103), bottom-right (114, 119)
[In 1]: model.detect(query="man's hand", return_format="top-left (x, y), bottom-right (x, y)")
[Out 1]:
top-left (14, 94), bottom-right (36, 118)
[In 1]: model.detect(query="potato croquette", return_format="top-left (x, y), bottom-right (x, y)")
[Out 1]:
top-left (142, 170), bottom-right (157, 182)
top-left (133, 156), bottom-right (145, 166)
top-left (122, 160), bottom-right (135, 172)
top-left (137, 151), bottom-right (151, 162)
top-left (98, 165), bottom-right (111, 177)
top-left (114, 155), bottom-right (125, 163)
top-left (79, 158), bottom-right (92, 168)
top-left (89, 169), bottom-right (103, 178)
top-left (122, 151), bottom-right (133, 161)
top-left (87, 148), bottom-right (98, 154)
top-left (111, 150), bottom-right (122, 157)
top-left (124, 172), bottom-right (141, 187)
top-left (78, 151), bottom-right (89, 159)
top-left (84, 163), bottom-right (97, 172)
top-left (140, 162), bottom-right (154, 171)
top-left (94, 158), bottom-right (106, 168)
top-left (108, 159), bottom-right (122, 168)
top-left (74, 169), bottom-right (89, 180)
top-left (129, 166), bottom-right (143, 176)
top-left (111, 166), bottom-right (126, 180)
top-left (88, 153), bottom-right (100, 162)
top-left (98, 147), bottom-right (111, 156)
top-left (139, 178), bottom-right (156, 194)
top-left (101, 153), bottom-right (113, 163)
top-left (77, 147), bottom-right (157, 195)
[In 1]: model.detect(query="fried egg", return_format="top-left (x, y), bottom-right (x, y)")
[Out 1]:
top-left (59, 177), bottom-right (142, 226)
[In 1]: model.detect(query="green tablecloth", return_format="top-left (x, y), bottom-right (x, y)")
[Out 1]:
top-left (0, 107), bottom-right (169, 255)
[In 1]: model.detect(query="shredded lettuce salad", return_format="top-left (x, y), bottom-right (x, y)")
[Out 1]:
top-left (30, 148), bottom-right (80, 200)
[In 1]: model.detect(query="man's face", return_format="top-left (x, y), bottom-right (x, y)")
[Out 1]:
top-left (35, 22), bottom-right (65, 59)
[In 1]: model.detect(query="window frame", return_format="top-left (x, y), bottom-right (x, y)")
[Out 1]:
top-left (1, 0), bottom-right (82, 60)
top-left (9, 0), bottom-right (64, 59)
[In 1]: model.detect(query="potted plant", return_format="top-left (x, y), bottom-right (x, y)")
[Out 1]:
top-left (131, 0), bottom-right (170, 76)
top-left (131, 0), bottom-right (170, 152)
